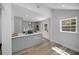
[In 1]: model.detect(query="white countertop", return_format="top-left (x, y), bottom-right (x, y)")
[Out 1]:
top-left (12, 32), bottom-right (42, 39)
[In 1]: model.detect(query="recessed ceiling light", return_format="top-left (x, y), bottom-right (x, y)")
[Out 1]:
top-left (62, 5), bottom-right (65, 7)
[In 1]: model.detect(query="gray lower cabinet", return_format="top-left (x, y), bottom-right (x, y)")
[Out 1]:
top-left (12, 33), bottom-right (43, 53)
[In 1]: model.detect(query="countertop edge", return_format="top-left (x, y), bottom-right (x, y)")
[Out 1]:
top-left (12, 32), bottom-right (42, 39)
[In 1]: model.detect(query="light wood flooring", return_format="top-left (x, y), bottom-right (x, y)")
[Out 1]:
top-left (0, 39), bottom-right (79, 55)
top-left (13, 39), bottom-right (60, 55)
top-left (0, 48), bottom-right (2, 55)
top-left (13, 39), bottom-right (79, 55)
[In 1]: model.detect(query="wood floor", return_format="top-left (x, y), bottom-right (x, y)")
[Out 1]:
top-left (0, 48), bottom-right (2, 55)
top-left (13, 39), bottom-right (60, 55)
top-left (0, 44), bottom-right (2, 55)
top-left (0, 39), bottom-right (79, 55)
top-left (13, 39), bottom-right (79, 55)
top-left (51, 41), bottom-right (79, 55)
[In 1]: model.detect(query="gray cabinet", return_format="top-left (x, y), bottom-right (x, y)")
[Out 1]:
top-left (12, 33), bottom-right (43, 53)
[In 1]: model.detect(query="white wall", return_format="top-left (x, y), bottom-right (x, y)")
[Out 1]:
top-left (14, 16), bottom-right (23, 33)
top-left (50, 9), bottom-right (79, 52)
top-left (0, 8), bottom-right (1, 43)
top-left (1, 4), bottom-right (12, 55)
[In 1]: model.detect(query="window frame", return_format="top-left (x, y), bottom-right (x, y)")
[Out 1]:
top-left (60, 17), bottom-right (77, 33)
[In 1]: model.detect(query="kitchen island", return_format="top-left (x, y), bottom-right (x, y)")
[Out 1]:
top-left (12, 32), bottom-right (43, 53)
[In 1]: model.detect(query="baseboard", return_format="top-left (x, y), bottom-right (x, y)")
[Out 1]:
top-left (50, 39), bottom-right (79, 53)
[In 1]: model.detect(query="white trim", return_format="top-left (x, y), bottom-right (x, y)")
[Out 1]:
top-left (60, 17), bottom-right (77, 33)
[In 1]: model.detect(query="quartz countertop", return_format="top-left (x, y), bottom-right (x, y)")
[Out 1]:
top-left (12, 32), bottom-right (42, 39)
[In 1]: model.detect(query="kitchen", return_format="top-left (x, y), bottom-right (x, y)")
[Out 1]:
top-left (11, 4), bottom-right (50, 54)
top-left (12, 16), bottom-right (43, 53)
top-left (1, 3), bottom-right (79, 55)
top-left (0, 3), bottom-right (50, 55)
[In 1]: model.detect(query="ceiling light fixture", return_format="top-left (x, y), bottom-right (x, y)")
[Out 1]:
top-left (62, 5), bottom-right (65, 7)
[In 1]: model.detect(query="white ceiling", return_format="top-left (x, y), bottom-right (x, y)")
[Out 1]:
top-left (16, 3), bottom-right (79, 10)
top-left (15, 3), bottom-right (79, 18)
top-left (14, 3), bottom-right (51, 21)
top-left (15, 3), bottom-right (51, 17)
top-left (13, 3), bottom-right (79, 22)
top-left (40, 3), bottom-right (79, 10)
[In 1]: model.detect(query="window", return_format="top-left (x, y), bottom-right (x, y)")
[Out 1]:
top-left (60, 17), bottom-right (77, 33)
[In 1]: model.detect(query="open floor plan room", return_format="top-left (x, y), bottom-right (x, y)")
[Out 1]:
top-left (0, 3), bottom-right (79, 55)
